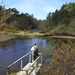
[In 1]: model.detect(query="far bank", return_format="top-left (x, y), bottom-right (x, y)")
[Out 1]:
top-left (0, 30), bottom-right (75, 44)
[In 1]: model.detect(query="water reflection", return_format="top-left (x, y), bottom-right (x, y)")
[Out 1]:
top-left (0, 37), bottom-right (47, 75)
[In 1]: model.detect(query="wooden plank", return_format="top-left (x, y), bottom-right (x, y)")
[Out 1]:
top-left (30, 64), bottom-right (42, 75)
top-left (16, 63), bottom-right (42, 75)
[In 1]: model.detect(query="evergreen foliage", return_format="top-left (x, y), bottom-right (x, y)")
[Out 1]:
top-left (0, 2), bottom-right (75, 36)
top-left (0, 5), bottom-right (38, 30)
top-left (45, 2), bottom-right (75, 36)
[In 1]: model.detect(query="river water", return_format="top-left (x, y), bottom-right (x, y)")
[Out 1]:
top-left (0, 37), bottom-right (48, 75)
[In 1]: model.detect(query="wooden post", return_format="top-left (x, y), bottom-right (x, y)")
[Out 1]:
top-left (32, 52), bottom-right (34, 62)
top-left (6, 68), bottom-right (9, 75)
top-left (29, 53), bottom-right (31, 63)
top-left (41, 53), bottom-right (42, 66)
top-left (35, 62), bottom-right (37, 73)
top-left (21, 59), bottom-right (23, 70)
top-left (26, 70), bottom-right (28, 75)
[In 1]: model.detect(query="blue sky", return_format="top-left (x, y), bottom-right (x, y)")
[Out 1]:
top-left (0, 0), bottom-right (75, 20)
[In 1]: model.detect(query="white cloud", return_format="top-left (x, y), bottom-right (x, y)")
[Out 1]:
top-left (43, 6), bottom-right (55, 13)
top-left (4, 0), bottom-right (72, 20)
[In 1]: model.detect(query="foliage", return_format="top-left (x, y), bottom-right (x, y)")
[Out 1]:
top-left (50, 24), bottom-right (67, 35)
top-left (27, 30), bottom-right (33, 33)
top-left (38, 20), bottom-right (46, 30)
top-left (45, 2), bottom-right (75, 36)
top-left (39, 27), bottom-right (50, 33)
top-left (46, 12), bottom-right (52, 29)
top-left (0, 5), bottom-right (38, 30)
top-left (4, 28), bottom-right (10, 32)
top-left (40, 40), bottom-right (75, 75)
top-left (0, 5), bottom-right (11, 30)
top-left (6, 12), bottom-right (37, 30)
top-left (0, 2), bottom-right (75, 36)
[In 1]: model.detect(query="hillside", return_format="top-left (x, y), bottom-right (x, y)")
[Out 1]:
top-left (43, 3), bottom-right (75, 36)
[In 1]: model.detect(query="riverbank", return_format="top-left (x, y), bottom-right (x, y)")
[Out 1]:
top-left (50, 35), bottom-right (75, 40)
top-left (0, 31), bottom-right (45, 42)
top-left (0, 30), bottom-right (75, 43)
top-left (0, 34), bottom-right (16, 42)
top-left (15, 31), bottom-right (45, 37)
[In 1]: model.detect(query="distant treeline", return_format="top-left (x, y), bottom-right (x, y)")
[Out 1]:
top-left (40, 2), bottom-right (75, 35)
top-left (0, 2), bottom-right (75, 35)
top-left (0, 5), bottom-right (39, 30)
top-left (46, 2), bottom-right (75, 28)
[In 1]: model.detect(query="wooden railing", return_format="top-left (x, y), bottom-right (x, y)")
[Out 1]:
top-left (6, 52), bottom-right (42, 75)
top-left (23, 53), bottom-right (42, 75)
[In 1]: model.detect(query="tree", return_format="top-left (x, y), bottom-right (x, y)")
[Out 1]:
top-left (70, 8), bottom-right (75, 18)
top-left (58, 10), bottom-right (70, 25)
top-left (0, 5), bottom-right (11, 30)
top-left (51, 9), bottom-right (59, 26)
top-left (46, 12), bottom-right (52, 29)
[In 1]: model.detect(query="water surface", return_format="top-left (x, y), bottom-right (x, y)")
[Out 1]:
top-left (0, 37), bottom-right (47, 75)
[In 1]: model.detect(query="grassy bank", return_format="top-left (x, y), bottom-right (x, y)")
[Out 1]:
top-left (0, 30), bottom-right (45, 42)
top-left (0, 30), bottom-right (75, 43)
top-left (15, 31), bottom-right (45, 38)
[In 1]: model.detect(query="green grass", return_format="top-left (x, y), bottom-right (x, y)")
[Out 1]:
top-left (10, 72), bottom-right (17, 75)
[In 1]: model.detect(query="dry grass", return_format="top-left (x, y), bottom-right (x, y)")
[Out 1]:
top-left (15, 31), bottom-right (45, 37)
top-left (0, 31), bottom-right (16, 42)
top-left (0, 30), bottom-right (75, 42)
top-left (0, 30), bottom-right (45, 42)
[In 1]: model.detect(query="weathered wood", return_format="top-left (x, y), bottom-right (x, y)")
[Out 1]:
top-left (17, 63), bottom-right (42, 75)
top-left (6, 52), bottom-right (42, 75)
top-left (7, 52), bottom-right (31, 69)
top-left (17, 55), bottom-right (42, 75)
top-left (21, 59), bottom-right (23, 70)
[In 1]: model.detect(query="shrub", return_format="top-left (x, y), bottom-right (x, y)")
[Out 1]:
top-left (40, 41), bottom-right (75, 75)
top-left (27, 30), bottom-right (33, 33)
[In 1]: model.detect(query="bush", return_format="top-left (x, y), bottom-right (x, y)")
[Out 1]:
top-left (4, 28), bottom-right (10, 32)
top-left (27, 30), bottom-right (33, 33)
top-left (40, 41), bottom-right (75, 75)
top-left (11, 30), bottom-right (18, 33)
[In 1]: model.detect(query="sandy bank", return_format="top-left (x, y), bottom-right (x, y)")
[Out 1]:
top-left (50, 36), bottom-right (75, 39)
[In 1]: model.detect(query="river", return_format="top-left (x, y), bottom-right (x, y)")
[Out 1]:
top-left (0, 37), bottom-right (48, 75)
